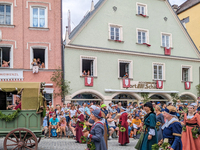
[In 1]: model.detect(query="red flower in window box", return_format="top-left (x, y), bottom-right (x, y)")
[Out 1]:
top-left (164, 47), bottom-right (171, 55)
top-left (143, 43), bottom-right (151, 47)
top-left (185, 81), bottom-right (191, 90)
top-left (139, 14), bottom-right (147, 17)
top-left (115, 40), bottom-right (122, 42)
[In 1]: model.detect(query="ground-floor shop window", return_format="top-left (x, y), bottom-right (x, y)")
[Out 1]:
top-left (44, 93), bottom-right (53, 105)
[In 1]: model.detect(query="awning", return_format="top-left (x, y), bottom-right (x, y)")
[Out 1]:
top-left (105, 89), bottom-right (179, 93)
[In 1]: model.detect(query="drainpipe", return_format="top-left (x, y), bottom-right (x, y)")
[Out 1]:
top-left (61, 0), bottom-right (65, 103)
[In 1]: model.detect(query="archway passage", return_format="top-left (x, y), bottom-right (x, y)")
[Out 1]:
top-left (180, 94), bottom-right (196, 103)
top-left (150, 94), bottom-right (169, 105)
top-left (72, 93), bottom-right (102, 105)
top-left (112, 94), bottom-right (137, 107)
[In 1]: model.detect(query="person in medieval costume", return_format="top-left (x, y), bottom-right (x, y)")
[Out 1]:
top-left (181, 105), bottom-right (200, 150)
top-left (162, 105), bottom-right (182, 150)
top-left (140, 102), bottom-right (157, 150)
top-left (118, 107), bottom-right (129, 146)
top-left (75, 111), bottom-right (84, 143)
top-left (83, 109), bottom-right (107, 150)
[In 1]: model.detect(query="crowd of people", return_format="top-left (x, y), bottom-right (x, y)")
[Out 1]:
top-left (42, 100), bottom-right (200, 150)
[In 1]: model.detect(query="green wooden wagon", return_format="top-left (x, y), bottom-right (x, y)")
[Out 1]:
top-left (0, 82), bottom-right (46, 150)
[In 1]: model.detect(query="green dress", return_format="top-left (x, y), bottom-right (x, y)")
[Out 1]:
top-left (140, 112), bottom-right (158, 150)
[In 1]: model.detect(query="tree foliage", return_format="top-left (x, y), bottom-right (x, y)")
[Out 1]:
top-left (196, 84), bottom-right (200, 97)
top-left (141, 93), bottom-right (151, 103)
top-left (50, 68), bottom-right (70, 100)
top-left (170, 93), bottom-right (179, 105)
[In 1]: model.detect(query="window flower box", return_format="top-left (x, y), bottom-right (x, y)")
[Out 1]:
top-left (139, 14), bottom-right (147, 17)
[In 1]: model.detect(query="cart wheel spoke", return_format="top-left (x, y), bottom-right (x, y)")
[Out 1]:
top-left (23, 132), bottom-right (28, 141)
top-left (19, 130), bottom-right (21, 140)
top-left (13, 133), bottom-right (19, 142)
top-left (6, 144), bottom-right (18, 146)
top-left (7, 138), bottom-right (18, 143)
top-left (24, 146), bottom-right (34, 150)
top-left (12, 145), bottom-right (19, 150)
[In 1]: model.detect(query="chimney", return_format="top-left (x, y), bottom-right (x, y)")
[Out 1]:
top-left (91, 0), bottom-right (94, 12)
top-left (172, 4), bottom-right (179, 12)
top-left (65, 26), bottom-right (70, 45)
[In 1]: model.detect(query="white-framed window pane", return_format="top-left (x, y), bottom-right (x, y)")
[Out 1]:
top-left (138, 31), bottom-right (141, 43)
top-left (138, 6), bottom-right (140, 14)
top-left (33, 8), bottom-right (38, 27)
top-left (182, 68), bottom-right (189, 81)
top-left (141, 7), bottom-right (145, 15)
top-left (6, 15), bottom-right (10, 24)
top-left (6, 5), bottom-right (10, 15)
top-left (110, 27), bottom-right (114, 40)
top-left (40, 18), bottom-right (45, 27)
top-left (0, 5), bottom-right (11, 25)
top-left (162, 35), bottom-right (165, 47)
top-left (39, 9), bottom-right (45, 27)
top-left (0, 5), bottom-right (4, 15)
top-left (166, 36), bottom-right (170, 48)
top-left (154, 65), bottom-right (157, 79)
top-left (158, 66), bottom-right (163, 79)
top-left (0, 15), bottom-right (4, 24)
top-left (142, 32), bottom-right (146, 43)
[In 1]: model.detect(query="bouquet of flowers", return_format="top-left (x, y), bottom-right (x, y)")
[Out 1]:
top-left (192, 126), bottom-right (199, 139)
top-left (79, 122), bottom-right (84, 127)
top-left (156, 122), bottom-right (161, 131)
top-left (152, 143), bottom-right (171, 150)
top-left (182, 125), bottom-right (186, 132)
top-left (80, 136), bottom-right (87, 143)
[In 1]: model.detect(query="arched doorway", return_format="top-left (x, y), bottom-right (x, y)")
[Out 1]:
top-left (72, 93), bottom-right (102, 105)
top-left (149, 94), bottom-right (169, 105)
top-left (180, 94), bottom-right (196, 103)
top-left (112, 94), bottom-right (137, 107)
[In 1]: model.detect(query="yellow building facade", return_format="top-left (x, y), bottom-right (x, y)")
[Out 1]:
top-left (177, 1), bottom-right (200, 51)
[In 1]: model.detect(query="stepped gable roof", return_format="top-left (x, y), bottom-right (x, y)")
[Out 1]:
top-left (177, 0), bottom-right (200, 14)
top-left (69, 0), bottom-right (105, 40)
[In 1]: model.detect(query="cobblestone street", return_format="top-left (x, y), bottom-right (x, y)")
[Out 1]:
top-left (0, 138), bottom-right (138, 150)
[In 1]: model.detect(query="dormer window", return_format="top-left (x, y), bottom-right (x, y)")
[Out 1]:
top-left (108, 24), bottom-right (123, 42)
top-left (136, 3), bottom-right (148, 17)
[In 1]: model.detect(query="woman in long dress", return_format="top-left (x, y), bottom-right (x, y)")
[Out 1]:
top-left (118, 107), bottom-right (129, 146)
top-left (181, 105), bottom-right (200, 150)
top-left (155, 105), bottom-right (165, 142)
top-left (140, 102), bottom-right (157, 150)
top-left (162, 106), bottom-right (182, 150)
top-left (83, 109), bottom-right (107, 150)
top-left (75, 113), bottom-right (84, 143)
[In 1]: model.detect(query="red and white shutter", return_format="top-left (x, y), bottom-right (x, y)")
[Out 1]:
top-left (85, 77), bottom-right (93, 87)
top-left (185, 81), bottom-right (191, 90)
top-left (156, 80), bottom-right (163, 89)
top-left (164, 47), bottom-right (171, 56)
top-left (123, 79), bottom-right (130, 88)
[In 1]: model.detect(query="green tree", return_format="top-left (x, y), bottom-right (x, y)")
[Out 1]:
top-left (170, 93), bottom-right (179, 105)
top-left (141, 93), bottom-right (151, 103)
top-left (196, 84), bottom-right (200, 97)
top-left (50, 68), bottom-right (70, 100)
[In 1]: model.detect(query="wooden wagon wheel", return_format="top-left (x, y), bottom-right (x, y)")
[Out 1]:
top-left (28, 137), bottom-right (41, 148)
top-left (4, 128), bottom-right (38, 150)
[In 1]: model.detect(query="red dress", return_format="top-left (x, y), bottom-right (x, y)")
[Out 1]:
top-left (75, 114), bottom-right (84, 143)
top-left (118, 112), bottom-right (129, 145)
top-left (182, 113), bottom-right (200, 150)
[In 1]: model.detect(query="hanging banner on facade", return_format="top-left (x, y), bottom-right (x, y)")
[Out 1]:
top-left (121, 81), bottom-right (162, 90)
top-left (85, 77), bottom-right (93, 87)
top-left (0, 69), bottom-right (23, 81)
top-left (123, 79), bottom-right (130, 88)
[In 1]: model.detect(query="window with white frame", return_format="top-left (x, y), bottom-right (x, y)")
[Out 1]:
top-left (0, 4), bottom-right (11, 25)
top-left (153, 63), bottom-right (164, 80)
top-left (138, 31), bottom-right (146, 44)
top-left (109, 24), bottom-right (123, 41)
top-left (136, 3), bottom-right (147, 16)
top-left (0, 47), bottom-right (10, 68)
top-left (30, 47), bottom-right (48, 69)
top-left (80, 56), bottom-right (97, 77)
top-left (118, 60), bottom-right (133, 78)
top-left (182, 66), bottom-right (192, 82)
top-left (162, 33), bottom-right (172, 48)
top-left (31, 7), bottom-right (47, 28)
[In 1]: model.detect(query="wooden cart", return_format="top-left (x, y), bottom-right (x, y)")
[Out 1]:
top-left (0, 82), bottom-right (46, 150)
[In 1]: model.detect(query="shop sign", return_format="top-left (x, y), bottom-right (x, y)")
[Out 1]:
top-left (0, 69), bottom-right (23, 81)
top-left (122, 81), bottom-right (159, 89)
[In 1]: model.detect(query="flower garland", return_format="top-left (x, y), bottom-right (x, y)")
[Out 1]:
top-left (80, 136), bottom-right (87, 143)
top-left (192, 126), bottom-right (199, 139)
top-left (87, 139), bottom-right (95, 150)
top-left (79, 122), bottom-right (84, 127)
top-left (152, 143), bottom-right (171, 150)
top-left (118, 123), bottom-right (126, 132)
top-left (0, 108), bottom-right (21, 122)
top-left (156, 122), bottom-right (161, 131)
top-left (182, 125), bottom-right (186, 132)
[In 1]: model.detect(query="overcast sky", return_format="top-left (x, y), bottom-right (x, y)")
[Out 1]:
top-left (62, 0), bottom-right (187, 36)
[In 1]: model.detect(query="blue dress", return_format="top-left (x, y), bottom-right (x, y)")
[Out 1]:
top-left (163, 122), bottom-right (182, 150)
top-left (156, 113), bottom-right (165, 142)
top-left (88, 122), bottom-right (107, 150)
top-left (140, 112), bottom-right (158, 150)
